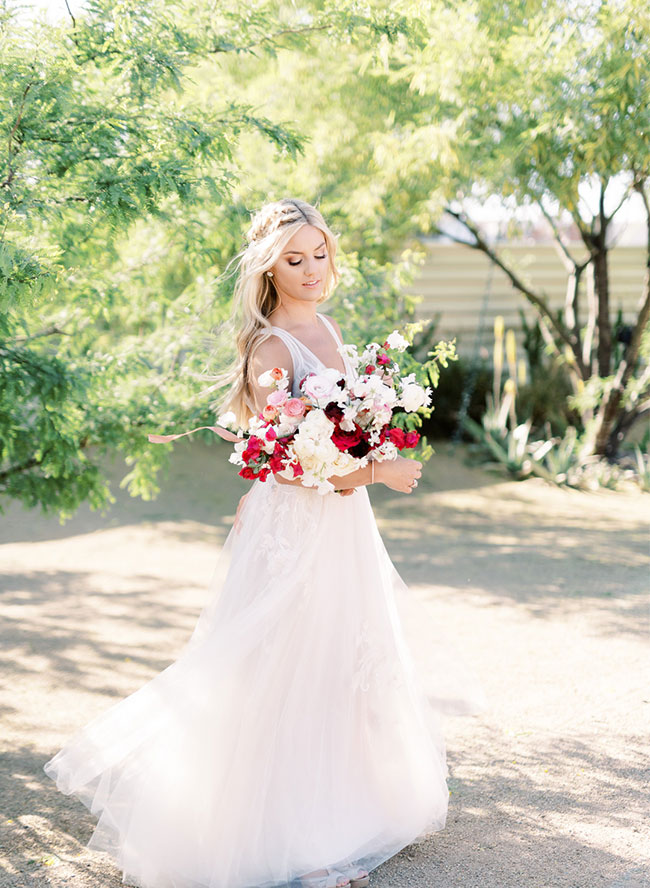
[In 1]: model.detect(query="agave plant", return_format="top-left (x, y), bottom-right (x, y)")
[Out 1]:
top-left (633, 445), bottom-right (650, 492)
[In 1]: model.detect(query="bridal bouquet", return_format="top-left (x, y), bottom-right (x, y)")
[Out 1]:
top-left (149, 328), bottom-right (452, 495)
top-left (215, 331), bottom-right (432, 495)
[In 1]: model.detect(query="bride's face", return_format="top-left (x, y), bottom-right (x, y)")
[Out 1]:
top-left (269, 225), bottom-right (328, 304)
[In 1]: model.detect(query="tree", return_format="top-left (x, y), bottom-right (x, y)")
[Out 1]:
top-left (350, 0), bottom-right (650, 457)
top-left (0, 0), bottom-right (414, 517)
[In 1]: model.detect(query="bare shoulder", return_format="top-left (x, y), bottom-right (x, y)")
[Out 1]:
top-left (248, 333), bottom-right (294, 414)
top-left (321, 313), bottom-right (343, 341)
top-left (250, 332), bottom-right (293, 376)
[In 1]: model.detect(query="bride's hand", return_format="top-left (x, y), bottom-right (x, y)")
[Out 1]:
top-left (376, 455), bottom-right (422, 494)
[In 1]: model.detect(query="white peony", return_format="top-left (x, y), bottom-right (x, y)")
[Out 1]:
top-left (298, 409), bottom-right (335, 438)
top-left (400, 382), bottom-right (430, 412)
top-left (385, 331), bottom-right (409, 351)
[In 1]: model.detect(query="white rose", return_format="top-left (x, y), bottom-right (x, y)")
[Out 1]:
top-left (386, 331), bottom-right (409, 351)
top-left (400, 383), bottom-right (429, 412)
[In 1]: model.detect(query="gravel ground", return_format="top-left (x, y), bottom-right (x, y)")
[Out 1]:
top-left (0, 441), bottom-right (648, 888)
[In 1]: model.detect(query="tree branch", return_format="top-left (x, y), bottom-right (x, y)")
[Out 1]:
top-left (538, 199), bottom-right (585, 272)
top-left (64, 0), bottom-right (76, 28)
top-left (441, 208), bottom-right (585, 372)
top-left (11, 325), bottom-right (70, 344)
top-left (208, 23), bottom-right (334, 54)
top-left (1, 81), bottom-right (33, 189)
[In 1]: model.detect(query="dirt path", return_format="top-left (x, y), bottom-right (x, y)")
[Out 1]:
top-left (1, 442), bottom-right (648, 888)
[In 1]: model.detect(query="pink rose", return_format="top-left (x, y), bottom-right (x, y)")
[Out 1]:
top-left (267, 389), bottom-right (288, 408)
top-left (302, 372), bottom-right (340, 404)
top-left (263, 404), bottom-right (278, 421)
top-left (282, 398), bottom-right (306, 418)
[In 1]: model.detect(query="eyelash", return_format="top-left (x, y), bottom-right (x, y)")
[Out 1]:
top-left (288, 254), bottom-right (327, 267)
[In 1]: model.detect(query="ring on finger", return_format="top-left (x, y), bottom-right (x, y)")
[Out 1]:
top-left (411, 479), bottom-right (418, 488)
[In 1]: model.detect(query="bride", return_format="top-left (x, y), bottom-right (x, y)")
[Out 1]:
top-left (44, 198), bottom-right (486, 888)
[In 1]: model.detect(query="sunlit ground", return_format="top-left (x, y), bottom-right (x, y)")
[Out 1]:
top-left (1, 441), bottom-right (648, 888)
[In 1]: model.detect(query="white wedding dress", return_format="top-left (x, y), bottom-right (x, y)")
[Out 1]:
top-left (44, 313), bottom-right (487, 888)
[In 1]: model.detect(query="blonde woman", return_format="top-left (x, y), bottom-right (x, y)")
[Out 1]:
top-left (44, 199), bottom-right (484, 888)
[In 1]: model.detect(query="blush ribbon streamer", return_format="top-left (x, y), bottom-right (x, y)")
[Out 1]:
top-left (148, 426), bottom-right (244, 444)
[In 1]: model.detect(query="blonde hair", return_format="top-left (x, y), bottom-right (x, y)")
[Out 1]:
top-left (213, 198), bottom-right (340, 427)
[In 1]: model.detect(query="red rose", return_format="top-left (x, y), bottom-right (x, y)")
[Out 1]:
top-left (239, 466), bottom-right (257, 480)
top-left (365, 364), bottom-right (376, 374)
top-left (332, 425), bottom-right (363, 451)
top-left (405, 430), bottom-right (420, 448)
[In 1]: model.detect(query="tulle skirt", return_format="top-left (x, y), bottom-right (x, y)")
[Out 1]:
top-left (44, 474), bottom-right (487, 888)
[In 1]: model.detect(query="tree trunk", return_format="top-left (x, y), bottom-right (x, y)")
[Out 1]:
top-left (592, 265), bottom-right (650, 456)
top-left (592, 245), bottom-right (611, 377)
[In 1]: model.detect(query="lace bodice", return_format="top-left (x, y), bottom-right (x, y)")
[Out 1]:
top-left (269, 313), bottom-right (356, 396)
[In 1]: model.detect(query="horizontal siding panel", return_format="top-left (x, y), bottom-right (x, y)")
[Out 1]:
top-left (400, 243), bottom-right (646, 357)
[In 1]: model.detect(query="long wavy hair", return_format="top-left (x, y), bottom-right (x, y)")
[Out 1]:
top-left (213, 198), bottom-right (341, 427)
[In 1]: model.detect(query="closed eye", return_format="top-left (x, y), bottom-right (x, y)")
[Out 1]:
top-left (288, 254), bottom-right (327, 267)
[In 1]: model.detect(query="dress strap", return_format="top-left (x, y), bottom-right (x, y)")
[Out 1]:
top-left (317, 313), bottom-right (352, 377)
top-left (316, 312), bottom-right (343, 347)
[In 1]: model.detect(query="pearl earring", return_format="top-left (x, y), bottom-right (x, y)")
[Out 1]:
top-left (267, 271), bottom-right (273, 277)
